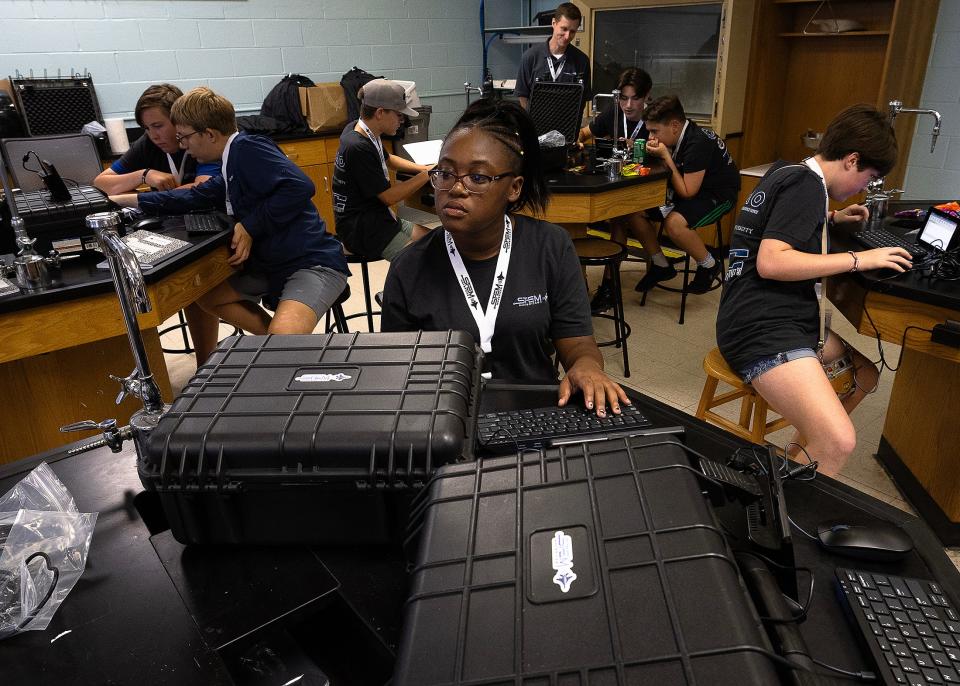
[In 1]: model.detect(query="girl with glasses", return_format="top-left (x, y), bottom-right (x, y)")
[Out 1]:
top-left (381, 99), bottom-right (629, 416)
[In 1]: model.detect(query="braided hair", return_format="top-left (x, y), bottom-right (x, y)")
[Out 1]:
top-left (447, 98), bottom-right (550, 215)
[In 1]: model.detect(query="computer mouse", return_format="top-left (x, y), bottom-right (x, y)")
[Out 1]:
top-left (817, 519), bottom-right (913, 562)
top-left (130, 216), bottom-right (164, 232)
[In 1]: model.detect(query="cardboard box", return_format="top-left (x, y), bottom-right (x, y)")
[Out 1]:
top-left (298, 83), bottom-right (347, 132)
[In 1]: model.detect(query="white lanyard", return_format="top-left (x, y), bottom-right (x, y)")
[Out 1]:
top-left (445, 215), bottom-right (513, 355)
top-left (623, 112), bottom-right (642, 141)
top-left (670, 119), bottom-right (690, 163)
top-left (221, 132), bottom-right (239, 216)
top-left (664, 119), bottom-right (691, 205)
top-left (547, 54), bottom-right (566, 81)
top-left (357, 119), bottom-right (389, 181)
top-left (165, 152), bottom-right (187, 186)
top-left (803, 157), bottom-right (832, 351)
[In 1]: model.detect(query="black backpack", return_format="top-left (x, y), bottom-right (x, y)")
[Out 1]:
top-left (261, 74), bottom-right (314, 129)
top-left (339, 67), bottom-right (383, 123)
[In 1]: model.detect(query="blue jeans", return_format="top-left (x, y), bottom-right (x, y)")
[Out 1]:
top-left (738, 347), bottom-right (818, 385)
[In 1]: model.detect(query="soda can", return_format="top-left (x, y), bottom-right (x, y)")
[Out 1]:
top-left (633, 139), bottom-right (646, 164)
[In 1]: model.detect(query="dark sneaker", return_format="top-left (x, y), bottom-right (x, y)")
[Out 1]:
top-left (634, 262), bottom-right (678, 292)
top-left (687, 260), bottom-right (722, 294)
top-left (590, 282), bottom-right (615, 314)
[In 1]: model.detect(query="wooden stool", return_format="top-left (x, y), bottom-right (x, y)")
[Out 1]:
top-left (695, 348), bottom-right (791, 443)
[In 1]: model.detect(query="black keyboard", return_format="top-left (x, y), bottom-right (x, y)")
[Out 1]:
top-left (476, 403), bottom-right (655, 450)
top-left (836, 568), bottom-right (960, 685)
top-left (184, 213), bottom-right (226, 234)
top-left (853, 227), bottom-right (928, 259)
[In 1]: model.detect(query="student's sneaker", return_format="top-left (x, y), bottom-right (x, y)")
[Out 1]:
top-left (634, 262), bottom-right (677, 292)
top-left (687, 260), bottom-right (722, 294)
top-left (590, 282), bottom-right (615, 314)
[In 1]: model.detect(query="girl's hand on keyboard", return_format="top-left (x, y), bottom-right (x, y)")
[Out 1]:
top-left (558, 358), bottom-right (630, 417)
top-left (859, 246), bottom-right (913, 272)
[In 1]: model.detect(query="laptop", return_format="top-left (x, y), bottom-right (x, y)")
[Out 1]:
top-left (917, 206), bottom-right (960, 252)
top-left (853, 206), bottom-right (959, 260)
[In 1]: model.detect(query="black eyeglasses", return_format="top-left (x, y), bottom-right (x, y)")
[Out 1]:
top-left (175, 130), bottom-right (202, 144)
top-left (428, 168), bottom-right (516, 194)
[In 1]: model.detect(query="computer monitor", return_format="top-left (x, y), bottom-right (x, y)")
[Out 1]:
top-left (918, 207), bottom-right (960, 252)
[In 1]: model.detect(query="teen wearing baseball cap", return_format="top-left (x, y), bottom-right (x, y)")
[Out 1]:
top-left (332, 79), bottom-right (433, 260)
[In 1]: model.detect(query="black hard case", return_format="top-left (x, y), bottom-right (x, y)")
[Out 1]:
top-left (395, 435), bottom-right (780, 685)
top-left (138, 331), bottom-right (480, 545)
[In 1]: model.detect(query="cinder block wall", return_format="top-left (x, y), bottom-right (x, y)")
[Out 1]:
top-left (1, 0), bottom-right (522, 137)
top-left (901, 1), bottom-right (960, 201)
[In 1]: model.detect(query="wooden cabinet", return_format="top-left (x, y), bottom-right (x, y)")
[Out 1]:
top-left (738, 0), bottom-right (940, 193)
top-left (277, 136), bottom-right (338, 235)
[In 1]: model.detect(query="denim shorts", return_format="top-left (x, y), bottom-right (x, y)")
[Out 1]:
top-left (738, 347), bottom-right (818, 384)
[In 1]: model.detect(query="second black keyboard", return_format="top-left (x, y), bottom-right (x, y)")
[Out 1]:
top-left (476, 403), bottom-right (654, 450)
top-left (836, 567), bottom-right (960, 685)
top-left (185, 213), bottom-right (226, 234)
top-left (853, 227), bottom-right (928, 259)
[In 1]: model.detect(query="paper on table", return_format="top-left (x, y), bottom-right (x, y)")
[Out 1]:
top-left (402, 139), bottom-right (443, 166)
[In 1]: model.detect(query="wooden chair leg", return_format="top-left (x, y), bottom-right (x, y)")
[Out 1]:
top-left (696, 375), bottom-right (719, 419)
top-left (751, 394), bottom-right (770, 444)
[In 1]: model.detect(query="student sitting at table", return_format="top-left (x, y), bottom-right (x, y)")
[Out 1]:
top-left (94, 84), bottom-right (219, 194)
top-left (381, 99), bottom-right (629, 416)
top-left (332, 80), bottom-right (433, 261)
top-left (629, 95), bottom-right (740, 295)
top-left (577, 67), bottom-right (652, 313)
top-left (716, 104), bottom-right (911, 477)
top-left (110, 87), bottom-right (349, 365)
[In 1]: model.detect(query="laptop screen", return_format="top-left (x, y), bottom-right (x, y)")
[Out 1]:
top-left (918, 207), bottom-right (959, 251)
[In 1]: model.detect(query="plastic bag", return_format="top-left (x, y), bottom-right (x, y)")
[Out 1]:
top-left (538, 130), bottom-right (567, 148)
top-left (0, 463), bottom-right (97, 641)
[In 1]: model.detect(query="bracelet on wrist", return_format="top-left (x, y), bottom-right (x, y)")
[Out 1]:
top-left (848, 250), bottom-right (859, 273)
top-left (829, 210), bottom-right (837, 225)
top-left (141, 168), bottom-right (150, 186)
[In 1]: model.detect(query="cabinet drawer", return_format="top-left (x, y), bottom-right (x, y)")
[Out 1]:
top-left (277, 138), bottom-right (329, 166)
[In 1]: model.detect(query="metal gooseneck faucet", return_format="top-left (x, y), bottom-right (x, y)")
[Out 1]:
top-left (889, 99), bottom-right (941, 154)
top-left (863, 99), bottom-right (944, 229)
top-left (60, 211), bottom-right (166, 454)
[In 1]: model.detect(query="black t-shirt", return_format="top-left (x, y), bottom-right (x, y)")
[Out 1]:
top-left (110, 134), bottom-right (208, 187)
top-left (589, 104), bottom-right (647, 142)
top-left (673, 120), bottom-right (740, 200)
top-left (381, 215), bottom-right (593, 382)
top-left (716, 161), bottom-right (827, 370)
top-left (515, 40), bottom-right (592, 107)
top-left (332, 121), bottom-right (400, 258)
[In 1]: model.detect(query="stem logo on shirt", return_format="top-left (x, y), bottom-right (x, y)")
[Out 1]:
top-left (513, 292), bottom-right (548, 307)
top-left (726, 248), bottom-right (750, 280)
top-left (742, 190), bottom-right (765, 215)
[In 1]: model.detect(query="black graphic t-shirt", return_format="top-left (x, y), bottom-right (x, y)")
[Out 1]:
top-left (332, 121), bottom-right (400, 258)
top-left (589, 104), bottom-right (647, 142)
top-left (716, 161), bottom-right (827, 371)
top-left (381, 214), bottom-right (592, 382)
top-left (673, 120), bottom-right (740, 199)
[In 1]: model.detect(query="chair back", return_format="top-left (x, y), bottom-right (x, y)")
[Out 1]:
top-left (1, 133), bottom-right (102, 192)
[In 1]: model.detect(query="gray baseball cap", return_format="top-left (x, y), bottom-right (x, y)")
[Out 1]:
top-left (360, 80), bottom-right (418, 117)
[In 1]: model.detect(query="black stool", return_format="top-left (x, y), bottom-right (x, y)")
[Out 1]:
top-left (639, 209), bottom-right (729, 325)
top-left (159, 309), bottom-right (242, 354)
top-left (342, 251), bottom-right (383, 332)
top-left (574, 237), bottom-right (630, 378)
top-left (324, 283), bottom-right (352, 333)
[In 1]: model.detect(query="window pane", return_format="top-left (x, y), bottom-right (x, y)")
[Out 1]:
top-left (593, 4), bottom-right (722, 119)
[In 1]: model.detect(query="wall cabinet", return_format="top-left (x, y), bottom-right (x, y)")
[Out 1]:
top-left (739, 0), bottom-right (940, 192)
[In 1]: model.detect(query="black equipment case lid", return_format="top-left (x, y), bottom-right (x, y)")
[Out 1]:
top-left (138, 331), bottom-right (481, 545)
top-left (395, 435), bottom-right (780, 685)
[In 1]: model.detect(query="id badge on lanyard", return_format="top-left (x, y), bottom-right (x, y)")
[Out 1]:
top-left (446, 216), bottom-right (514, 378)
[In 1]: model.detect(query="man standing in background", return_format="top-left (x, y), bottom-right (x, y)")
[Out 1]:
top-left (515, 3), bottom-right (591, 113)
